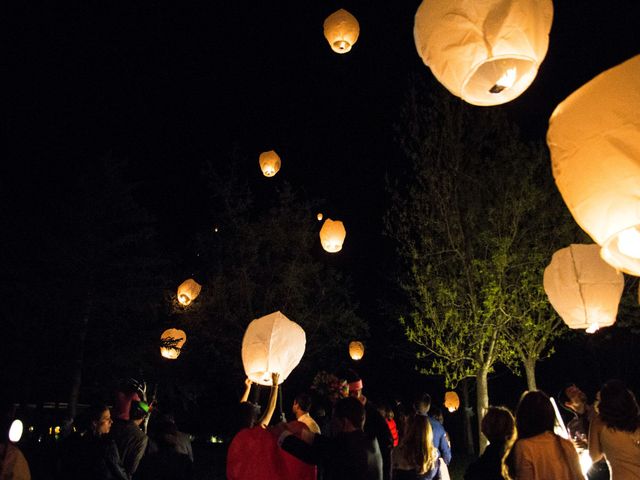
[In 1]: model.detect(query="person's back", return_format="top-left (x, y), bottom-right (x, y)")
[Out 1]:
top-left (465, 406), bottom-right (515, 480)
top-left (136, 441), bottom-right (193, 480)
top-left (111, 403), bottom-right (149, 478)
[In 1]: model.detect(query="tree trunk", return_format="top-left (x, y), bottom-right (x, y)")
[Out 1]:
top-left (476, 367), bottom-right (489, 454)
top-left (461, 378), bottom-right (475, 455)
top-left (68, 310), bottom-right (90, 421)
top-left (523, 356), bottom-right (537, 391)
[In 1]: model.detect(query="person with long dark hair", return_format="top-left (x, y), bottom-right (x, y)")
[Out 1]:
top-left (589, 379), bottom-right (640, 479)
top-left (392, 414), bottom-right (439, 480)
top-left (509, 390), bottom-right (583, 480)
top-left (465, 406), bottom-right (516, 480)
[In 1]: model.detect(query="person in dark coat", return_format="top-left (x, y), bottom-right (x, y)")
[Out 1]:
top-left (59, 404), bottom-right (128, 480)
top-left (277, 396), bottom-right (383, 480)
top-left (135, 419), bottom-right (193, 480)
top-left (464, 406), bottom-right (515, 480)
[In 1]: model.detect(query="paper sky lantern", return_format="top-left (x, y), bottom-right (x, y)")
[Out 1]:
top-left (177, 278), bottom-right (201, 306)
top-left (160, 328), bottom-right (187, 359)
top-left (414, 0), bottom-right (553, 106)
top-left (544, 244), bottom-right (624, 333)
top-left (444, 391), bottom-right (460, 413)
top-left (319, 218), bottom-right (346, 253)
top-left (259, 150), bottom-right (281, 177)
top-left (317, 213), bottom-right (323, 221)
top-left (323, 9), bottom-right (359, 54)
top-left (548, 55), bottom-right (640, 275)
top-left (349, 341), bottom-right (364, 361)
top-left (9, 419), bottom-right (23, 442)
top-left (242, 311), bottom-right (306, 386)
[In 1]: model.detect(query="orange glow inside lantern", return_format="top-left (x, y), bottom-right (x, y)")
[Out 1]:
top-left (177, 278), bottom-right (201, 306)
top-left (323, 9), bottom-right (360, 54)
top-left (548, 55), bottom-right (640, 275)
top-left (543, 244), bottom-right (624, 333)
top-left (414, 0), bottom-right (553, 106)
top-left (160, 328), bottom-right (187, 360)
top-left (349, 341), bottom-right (364, 360)
top-left (259, 150), bottom-right (281, 177)
top-left (319, 218), bottom-right (346, 253)
top-left (444, 391), bottom-right (460, 412)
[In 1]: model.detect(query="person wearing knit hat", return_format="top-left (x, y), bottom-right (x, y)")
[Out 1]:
top-left (345, 370), bottom-right (394, 480)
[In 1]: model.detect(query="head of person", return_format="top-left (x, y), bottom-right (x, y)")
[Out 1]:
top-left (130, 401), bottom-right (149, 425)
top-left (559, 383), bottom-right (588, 413)
top-left (515, 390), bottom-right (555, 439)
top-left (345, 370), bottom-right (364, 400)
top-left (237, 401), bottom-right (261, 430)
top-left (401, 414), bottom-right (437, 475)
top-left (332, 397), bottom-right (366, 433)
top-left (413, 393), bottom-right (431, 416)
top-left (482, 406), bottom-right (516, 445)
top-left (293, 393), bottom-right (312, 417)
top-left (430, 406), bottom-right (443, 424)
top-left (86, 404), bottom-right (113, 436)
top-left (596, 379), bottom-right (640, 433)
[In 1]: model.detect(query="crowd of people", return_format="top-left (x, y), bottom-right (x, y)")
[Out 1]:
top-left (3, 375), bottom-right (640, 479)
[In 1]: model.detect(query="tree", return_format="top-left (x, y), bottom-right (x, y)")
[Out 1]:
top-left (385, 81), bottom-right (573, 451)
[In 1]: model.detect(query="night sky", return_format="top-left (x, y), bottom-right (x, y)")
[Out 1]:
top-left (5, 1), bottom-right (640, 406)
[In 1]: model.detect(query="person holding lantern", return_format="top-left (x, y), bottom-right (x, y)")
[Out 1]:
top-left (111, 400), bottom-right (149, 477)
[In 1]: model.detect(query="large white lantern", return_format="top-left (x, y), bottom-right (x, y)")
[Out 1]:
top-left (414, 0), bottom-right (553, 106)
top-left (259, 150), bottom-right (281, 177)
top-left (543, 244), bottom-right (624, 333)
top-left (548, 55), bottom-right (640, 275)
top-left (177, 278), bottom-right (201, 306)
top-left (241, 311), bottom-right (306, 386)
top-left (160, 328), bottom-right (187, 359)
top-left (319, 218), bottom-right (346, 253)
top-left (323, 9), bottom-right (359, 54)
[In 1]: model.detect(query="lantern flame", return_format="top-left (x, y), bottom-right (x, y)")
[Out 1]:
top-left (616, 228), bottom-right (640, 259)
top-left (491, 68), bottom-right (517, 93)
top-left (585, 322), bottom-right (600, 334)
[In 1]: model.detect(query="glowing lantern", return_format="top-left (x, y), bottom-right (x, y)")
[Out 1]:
top-left (349, 341), bottom-right (364, 360)
top-left (319, 218), bottom-right (346, 253)
top-left (543, 244), bottom-right (624, 333)
top-left (160, 328), bottom-right (187, 359)
top-left (547, 55), bottom-right (640, 275)
top-left (323, 9), bottom-right (359, 54)
top-left (414, 0), bottom-right (553, 106)
top-left (241, 311), bottom-right (306, 386)
top-left (177, 278), bottom-right (201, 306)
top-left (9, 419), bottom-right (23, 442)
top-left (444, 391), bottom-right (460, 413)
top-left (317, 213), bottom-right (323, 221)
top-left (259, 150), bottom-right (281, 177)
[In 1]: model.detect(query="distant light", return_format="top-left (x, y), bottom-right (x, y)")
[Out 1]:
top-left (214, 227), bottom-right (219, 233)
top-left (9, 419), bottom-right (23, 442)
top-left (317, 213), bottom-right (323, 221)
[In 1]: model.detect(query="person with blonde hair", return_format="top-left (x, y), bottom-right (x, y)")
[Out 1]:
top-left (392, 414), bottom-right (439, 480)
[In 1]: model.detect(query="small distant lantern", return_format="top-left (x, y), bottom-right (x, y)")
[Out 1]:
top-left (444, 391), bottom-right (460, 413)
top-left (548, 55), bottom-right (640, 275)
top-left (323, 9), bottom-right (360, 54)
top-left (349, 341), bottom-right (364, 360)
top-left (259, 150), bottom-right (281, 177)
top-left (317, 213), bottom-right (323, 221)
top-left (160, 328), bottom-right (187, 359)
top-left (543, 244), bottom-right (624, 333)
top-left (242, 311), bottom-right (306, 386)
top-left (414, 0), bottom-right (553, 106)
top-left (9, 419), bottom-right (23, 442)
top-left (177, 278), bottom-right (201, 306)
top-left (319, 218), bottom-right (346, 253)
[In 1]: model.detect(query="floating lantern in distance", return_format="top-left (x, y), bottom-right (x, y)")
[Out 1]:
top-left (548, 55), bottom-right (640, 275)
top-left (177, 278), bottom-right (201, 306)
top-left (414, 0), bottom-right (553, 106)
top-left (160, 328), bottom-right (187, 359)
top-left (9, 419), bottom-right (23, 442)
top-left (444, 391), bottom-right (460, 413)
top-left (242, 311), bottom-right (306, 385)
top-left (544, 244), bottom-right (624, 333)
top-left (349, 341), bottom-right (364, 360)
top-left (259, 150), bottom-right (281, 177)
top-left (323, 9), bottom-right (359, 54)
top-left (317, 213), bottom-right (323, 221)
top-left (319, 218), bottom-right (346, 253)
